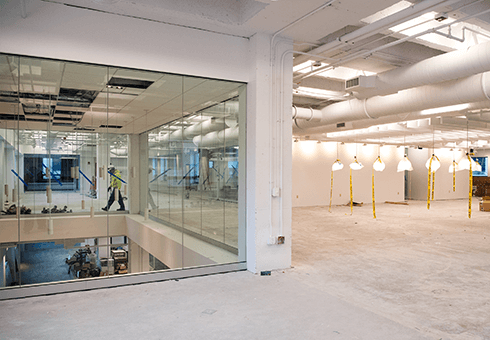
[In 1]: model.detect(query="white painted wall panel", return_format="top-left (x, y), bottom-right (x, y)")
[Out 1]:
top-left (0, 0), bottom-right (250, 82)
top-left (292, 142), bottom-right (405, 207)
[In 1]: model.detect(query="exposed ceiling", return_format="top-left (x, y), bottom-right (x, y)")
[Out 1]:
top-left (2, 0), bottom-right (490, 149)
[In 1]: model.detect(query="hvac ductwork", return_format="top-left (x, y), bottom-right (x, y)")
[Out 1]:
top-left (294, 71), bottom-right (490, 133)
top-left (193, 126), bottom-right (239, 148)
top-left (156, 118), bottom-right (227, 144)
top-left (293, 0), bottom-right (460, 66)
top-left (351, 40), bottom-right (490, 98)
top-left (294, 100), bottom-right (490, 136)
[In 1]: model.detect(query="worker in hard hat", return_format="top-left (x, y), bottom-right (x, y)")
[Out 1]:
top-left (102, 165), bottom-right (125, 211)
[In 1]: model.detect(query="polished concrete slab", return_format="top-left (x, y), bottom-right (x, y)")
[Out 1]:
top-left (0, 271), bottom-right (428, 340)
top-left (0, 199), bottom-right (488, 339)
top-left (292, 199), bottom-right (490, 340)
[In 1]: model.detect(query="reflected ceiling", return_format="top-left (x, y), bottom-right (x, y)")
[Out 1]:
top-left (0, 54), bottom-right (243, 135)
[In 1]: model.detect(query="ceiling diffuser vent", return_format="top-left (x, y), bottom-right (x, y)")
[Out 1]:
top-left (345, 75), bottom-right (376, 90)
top-left (107, 77), bottom-right (154, 89)
top-left (345, 77), bottom-right (360, 89)
top-left (99, 124), bottom-right (123, 129)
top-left (74, 127), bottom-right (96, 131)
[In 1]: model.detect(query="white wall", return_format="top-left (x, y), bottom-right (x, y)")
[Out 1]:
top-left (407, 148), bottom-right (469, 200)
top-left (0, 0), bottom-right (249, 82)
top-left (292, 141), bottom-right (405, 207)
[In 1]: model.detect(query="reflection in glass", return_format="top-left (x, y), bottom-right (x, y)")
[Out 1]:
top-left (0, 53), bottom-right (245, 292)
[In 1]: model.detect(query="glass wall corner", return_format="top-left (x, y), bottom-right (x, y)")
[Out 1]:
top-left (0, 53), bottom-right (246, 297)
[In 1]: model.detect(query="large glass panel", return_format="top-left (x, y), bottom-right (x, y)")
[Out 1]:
top-left (0, 53), bottom-right (245, 292)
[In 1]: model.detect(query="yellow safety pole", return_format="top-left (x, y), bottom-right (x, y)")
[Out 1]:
top-left (372, 168), bottom-right (376, 219)
top-left (350, 168), bottom-right (353, 215)
top-left (453, 160), bottom-right (456, 192)
top-left (431, 171), bottom-right (435, 200)
top-left (427, 157), bottom-right (432, 210)
top-left (468, 154), bottom-right (472, 218)
top-left (328, 170), bottom-right (333, 213)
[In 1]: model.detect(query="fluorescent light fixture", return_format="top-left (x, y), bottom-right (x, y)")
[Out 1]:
top-left (350, 156), bottom-right (364, 170)
top-left (293, 60), bottom-right (327, 73)
top-left (361, 0), bottom-right (412, 24)
top-left (293, 60), bottom-right (375, 81)
top-left (397, 155), bottom-right (413, 172)
top-left (373, 156), bottom-right (386, 171)
top-left (420, 104), bottom-right (470, 116)
top-left (295, 86), bottom-right (346, 100)
top-left (425, 154), bottom-right (441, 172)
top-left (332, 159), bottom-right (344, 171)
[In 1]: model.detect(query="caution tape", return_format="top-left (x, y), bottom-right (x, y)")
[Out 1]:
top-left (329, 172), bottom-right (334, 212)
top-left (372, 169), bottom-right (376, 219)
top-left (453, 160), bottom-right (456, 192)
top-left (427, 157), bottom-right (432, 210)
top-left (431, 171), bottom-right (435, 201)
top-left (350, 168), bottom-right (353, 215)
top-left (469, 154), bottom-right (472, 219)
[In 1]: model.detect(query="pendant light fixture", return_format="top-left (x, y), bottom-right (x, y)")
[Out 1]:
top-left (349, 156), bottom-right (363, 170)
top-left (372, 144), bottom-right (384, 219)
top-left (459, 155), bottom-right (482, 172)
top-left (426, 129), bottom-right (439, 207)
top-left (329, 142), bottom-right (343, 212)
top-left (425, 154), bottom-right (441, 172)
top-left (373, 156), bottom-right (385, 172)
top-left (332, 159), bottom-right (344, 171)
top-left (397, 136), bottom-right (413, 172)
top-left (349, 142), bottom-right (363, 215)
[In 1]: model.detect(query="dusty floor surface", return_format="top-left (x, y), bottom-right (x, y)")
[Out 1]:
top-left (0, 199), bottom-right (488, 339)
top-left (292, 199), bottom-right (490, 340)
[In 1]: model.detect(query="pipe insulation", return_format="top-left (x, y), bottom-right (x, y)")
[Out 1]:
top-left (192, 126), bottom-right (239, 148)
top-left (292, 106), bottom-right (322, 121)
top-left (293, 100), bottom-right (490, 135)
top-left (295, 71), bottom-right (490, 131)
top-left (354, 40), bottom-right (490, 98)
top-left (156, 118), bottom-right (228, 145)
top-left (293, 0), bottom-right (460, 66)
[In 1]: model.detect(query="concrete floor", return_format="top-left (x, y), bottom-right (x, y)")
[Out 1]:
top-left (1, 199), bottom-right (489, 339)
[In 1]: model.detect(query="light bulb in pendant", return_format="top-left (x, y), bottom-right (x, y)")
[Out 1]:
top-left (397, 155), bottom-right (413, 172)
top-left (373, 156), bottom-right (385, 172)
top-left (349, 156), bottom-right (363, 170)
top-left (332, 159), bottom-right (344, 171)
top-left (425, 154), bottom-right (440, 172)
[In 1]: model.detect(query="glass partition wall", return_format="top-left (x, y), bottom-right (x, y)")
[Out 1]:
top-left (0, 54), bottom-right (246, 294)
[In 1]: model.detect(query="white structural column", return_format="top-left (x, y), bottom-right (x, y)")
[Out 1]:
top-left (247, 34), bottom-right (293, 272)
top-left (128, 135), bottom-right (140, 214)
top-left (96, 137), bottom-right (110, 205)
top-left (129, 239), bottom-right (150, 273)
